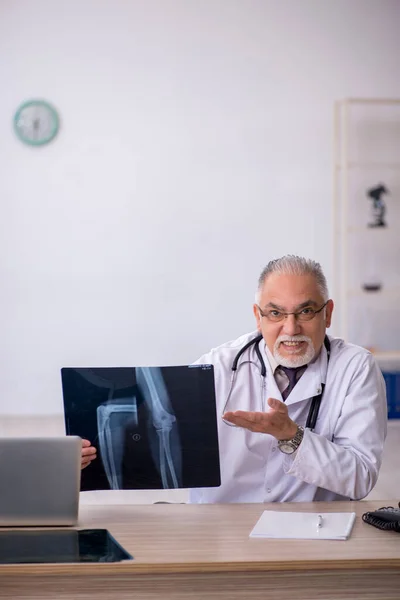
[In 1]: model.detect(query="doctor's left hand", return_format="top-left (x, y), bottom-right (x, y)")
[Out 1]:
top-left (223, 397), bottom-right (298, 440)
top-left (81, 439), bottom-right (97, 469)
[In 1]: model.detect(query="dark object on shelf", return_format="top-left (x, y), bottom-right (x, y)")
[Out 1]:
top-left (362, 283), bottom-right (382, 292)
top-left (0, 529), bottom-right (133, 564)
top-left (367, 183), bottom-right (389, 228)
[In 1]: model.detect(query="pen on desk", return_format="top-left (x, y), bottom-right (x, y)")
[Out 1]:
top-left (317, 515), bottom-right (323, 529)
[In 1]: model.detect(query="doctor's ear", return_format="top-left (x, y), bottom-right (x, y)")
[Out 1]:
top-left (253, 304), bottom-right (262, 331)
top-left (325, 300), bottom-right (334, 328)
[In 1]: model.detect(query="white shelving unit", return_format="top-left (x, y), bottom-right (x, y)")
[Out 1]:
top-left (334, 98), bottom-right (400, 366)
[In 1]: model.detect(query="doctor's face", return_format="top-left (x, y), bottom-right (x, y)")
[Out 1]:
top-left (253, 273), bottom-right (334, 368)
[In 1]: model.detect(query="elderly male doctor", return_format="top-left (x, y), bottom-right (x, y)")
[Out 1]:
top-left (82, 255), bottom-right (387, 504)
top-left (189, 255), bottom-right (387, 503)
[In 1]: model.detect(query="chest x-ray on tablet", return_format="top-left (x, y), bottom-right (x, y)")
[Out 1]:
top-left (61, 365), bottom-right (221, 491)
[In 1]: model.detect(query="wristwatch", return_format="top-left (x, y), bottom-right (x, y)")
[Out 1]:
top-left (278, 426), bottom-right (304, 455)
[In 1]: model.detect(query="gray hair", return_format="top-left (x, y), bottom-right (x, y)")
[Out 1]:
top-left (256, 255), bottom-right (329, 301)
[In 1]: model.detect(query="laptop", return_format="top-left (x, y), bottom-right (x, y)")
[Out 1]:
top-left (0, 436), bottom-right (81, 527)
top-left (61, 365), bottom-right (221, 491)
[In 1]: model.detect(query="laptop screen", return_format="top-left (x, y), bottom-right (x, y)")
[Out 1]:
top-left (61, 365), bottom-right (221, 491)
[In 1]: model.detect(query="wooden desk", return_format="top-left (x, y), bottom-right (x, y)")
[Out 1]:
top-left (1, 500), bottom-right (400, 600)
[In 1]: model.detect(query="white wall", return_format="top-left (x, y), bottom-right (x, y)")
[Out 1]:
top-left (1, 0), bottom-right (400, 415)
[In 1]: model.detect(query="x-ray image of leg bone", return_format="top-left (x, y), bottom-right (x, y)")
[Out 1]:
top-left (62, 364), bottom-right (221, 492)
top-left (136, 367), bottom-right (182, 489)
top-left (96, 368), bottom-right (182, 490)
top-left (97, 401), bottom-right (137, 490)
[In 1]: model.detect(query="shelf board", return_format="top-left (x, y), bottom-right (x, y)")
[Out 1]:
top-left (346, 226), bottom-right (398, 233)
top-left (336, 162), bottom-right (400, 169)
top-left (347, 288), bottom-right (400, 297)
top-left (344, 98), bottom-right (400, 105)
top-left (373, 351), bottom-right (400, 362)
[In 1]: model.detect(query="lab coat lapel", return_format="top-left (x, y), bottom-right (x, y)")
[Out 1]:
top-left (266, 365), bottom-right (283, 402)
top-left (260, 344), bottom-right (284, 403)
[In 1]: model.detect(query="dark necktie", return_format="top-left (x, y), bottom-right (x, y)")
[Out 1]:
top-left (279, 366), bottom-right (307, 401)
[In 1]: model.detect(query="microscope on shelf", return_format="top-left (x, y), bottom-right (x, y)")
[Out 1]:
top-left (367, 183), bottom-right (389, 228)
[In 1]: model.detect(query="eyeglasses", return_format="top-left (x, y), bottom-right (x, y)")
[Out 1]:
top-left (257, 301), bottom-right (329, 323)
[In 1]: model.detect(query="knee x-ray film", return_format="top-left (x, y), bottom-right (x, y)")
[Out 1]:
top-left (61, 366), bottom-right (221, 491)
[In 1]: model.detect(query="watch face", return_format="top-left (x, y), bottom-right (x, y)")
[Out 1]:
top-left (14, 100), bottom-right (59, 146)
top-left (278, 442), bottom-right (295, 454)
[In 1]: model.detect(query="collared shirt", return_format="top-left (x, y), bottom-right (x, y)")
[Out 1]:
top-left (263, 344), bottom-right (306, 397)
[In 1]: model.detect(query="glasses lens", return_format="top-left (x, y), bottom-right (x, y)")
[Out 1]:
top-left (265, 311), bottom-right (284, 322)
top-left (296, 311), bottom-right (316, 322)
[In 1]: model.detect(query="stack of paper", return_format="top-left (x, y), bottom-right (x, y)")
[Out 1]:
top-left (249, 511), bottom-right (356, 540)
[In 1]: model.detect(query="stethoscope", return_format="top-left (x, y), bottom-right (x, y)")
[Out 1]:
top-left (222, 334), bottom-right (331, 431)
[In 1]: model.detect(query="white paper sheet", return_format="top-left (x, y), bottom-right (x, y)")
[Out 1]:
top-left (249, 511), bottom-right (356, 540)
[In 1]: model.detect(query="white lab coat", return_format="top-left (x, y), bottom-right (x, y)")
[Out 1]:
top-left (190, 331), bottom-right (387, 504)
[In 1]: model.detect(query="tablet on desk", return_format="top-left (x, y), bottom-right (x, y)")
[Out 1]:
top-left (61, 365), bottom-right (221, 491)
top-left (0, 529), bottom-right (132, 564)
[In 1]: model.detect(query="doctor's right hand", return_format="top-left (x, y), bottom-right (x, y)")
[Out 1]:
top-left (81, 439), bottom-right (97, 469)
top-left (222, 397), bottom-right (298, 440)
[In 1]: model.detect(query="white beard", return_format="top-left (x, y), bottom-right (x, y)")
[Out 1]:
top-left (273, 335), bottom-right (315, 368)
